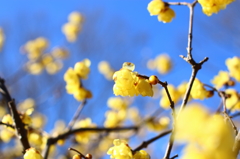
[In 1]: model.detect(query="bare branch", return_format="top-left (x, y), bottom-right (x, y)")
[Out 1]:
top-left (0, 77), bottom-right (30, 153)
top-left (133, 129), bottom-right (172, 152)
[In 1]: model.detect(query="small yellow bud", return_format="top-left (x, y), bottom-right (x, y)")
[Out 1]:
top-left (72, 154), bottom-right (81, 159)
top-left (149, 75), bottom-right (158, 85)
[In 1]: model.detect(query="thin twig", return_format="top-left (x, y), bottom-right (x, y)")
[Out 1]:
top-left (0, 77), bottom-right (30, 153)
top-left (0, 121), bottom-right (15, 129)
top-left (43, 126), bottom-right (138, 159)
top-left (68, 147), bottom-right (86, 159)
top-left (204, 84), bottom-right (238, 135)
top-left (133, 129), bottom-right (172, 152)
top-left (66, 99), bottom-right (87, 131)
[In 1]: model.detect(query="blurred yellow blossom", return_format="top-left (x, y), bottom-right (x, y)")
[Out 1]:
top-left (74, 118), bottom-right (96, 144)
top-left (160, 84), bottom-right (180, 109)
top-left (23, 148), bottom-right (43, 159)
top-left (62, 11), bottom-right (84, 42)
top-left (198, 0), bottom-right (235, 16)
top-left (226, 56), bottom-right (240, 82)
top-left (133, 150), bottom-right (150, 159)
top-left (68, 12), bottom-right (84, 24)
top-left (225, 89), bottom-right (240, 111)
top-left (74, 58), bottom-right (91, 79)
top-left (51, 47), bottom-right (69, 59)
top-left (175, 104), bottom-right (235, 159)
top-left (107, 97), bottom-right (128, 110)
top-left (147, 54), bottom-right (172, 74)
top-left (64, 60), bottom-right (92, 101)
top-left (190, 78), bottom-right (212, 100)
top-left (146, 116), bottom-right (170, 131)
top-left (211, 71), bottom-right (232, 89)
top-left (25, 62), bottom-right (44, 75)
top-left (98, 61), bottom-right (115, 80)
top-left (104, 109), bottom-right (127, 128)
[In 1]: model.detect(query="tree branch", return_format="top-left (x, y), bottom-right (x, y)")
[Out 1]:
top-left (133, 129), bottom-right (172, 152)
top-left (0, 77), bottom-right (30, 153)
top-left (66, 99), bottom-right (87, 131)
top-left (43, 126), bottom-right (138, 159)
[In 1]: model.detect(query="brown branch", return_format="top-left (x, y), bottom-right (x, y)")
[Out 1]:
top-left (0, 77), bottom-right (30, 153)
top-left (133, 129), bottom-right (172, 152)
top-left (68, 147), bottom-right (87, 159)
top-left (43, 126), bottom-right (138, 159)
top-left (204, 84), bottom-right (238, 135)
top-left (163, 1), bottom-right (209, 159)
top-left (0, 121), bottom-right (15, 129)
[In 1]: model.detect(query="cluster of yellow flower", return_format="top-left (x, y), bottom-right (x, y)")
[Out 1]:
top-left (98, 61), bottom-right (115, 80)
top-left (147, 0), bottom-right (175, 23)
top-left (210, 57), bottom-right (240, 111)
top-left (64, 59), bottom-right (92, 101)
top-left (23, 148), bottom-right (43, 159)
top-left (0, 27), bottom-right (4, 52)
top-left (226, 56), bottom-right (240, 82)
top-left (62, 12), bottom-right (84, 42)
top-left (74, 118), bottom-right (96, 144)
top-left (113, 62), bottom-right (153, 97)
top-left (145, 116), bottom-right (170, 131)
top-left (107, 139), bottom-right (150, 159)
top-left (23, 37), bottom-right (68, 75)
top-left (175, 104), bottom-right (235, 159)
top-left (104, 97), bottom-right (129, 128)
top-left (0, 99), bottom-right (34, 143)
top-left (191, 78), bottom-right (213, 100)
top-left (198, 0), bottom-right (235, 16)
top-left (147, 54), bottom-right (172, 74)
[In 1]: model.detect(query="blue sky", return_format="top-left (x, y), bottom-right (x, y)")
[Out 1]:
top-left (0, 0), bottom-right (239, 158)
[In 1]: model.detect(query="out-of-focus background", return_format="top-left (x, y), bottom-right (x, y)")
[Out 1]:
top-left (0, 0), bottom-right (239, 158)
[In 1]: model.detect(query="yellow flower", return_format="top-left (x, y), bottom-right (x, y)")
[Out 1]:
top-left (226, 56), bottom-right (240, 82)
top-left (98, 61), bottom-right (115, 80)
top-left (133, 150), bottom-right (150, 159)
top-left (147, 0), bottom-right (175, 23)
top-left (157, 8), bottom-right (175, 23)
top-left (198, 0), bottom-right (235, 16)
top-left (73, 87), bottom-right (92, 101)
top-left (25, 62), bottom-right (44, 75)
top-left (74, 118), bottom-right (96, 144)
top-left (190, 78), bottom-right (211, 100)
top-left (107, 139), bottom-right (133, 159)
top-left (74, 59), bottom-right (91, 79)
top-left (51, 47), bottom-right (69, 59)
top-left (23, 148), bottom-right (43, 159)
top-left (45, 61), bottom-right (63, 75)
top-left (64, 68), bottom-right (80, 86)
top-left (211, 71), bottom-right (230, 89)
top-left (147, 54), bottom-right (172, 74)
top-left (176, 104), bottom-right (235, 159)
top-left (68, 12), bottom-right (84, 24)
top-left (160, 84), bottom-right (180, 109)
top-left (104, 109), bottom-right (126, 128)
top-left (147, 0), bottom-right (165, 15)
top-left (225, 89), bottom-right (240, 111)
top-left (107, 97), bottom-right (128, 110)
top-left (146, 116), bottom-right (170, 131)
top-left (113, 62), bottom-right (153, 97)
